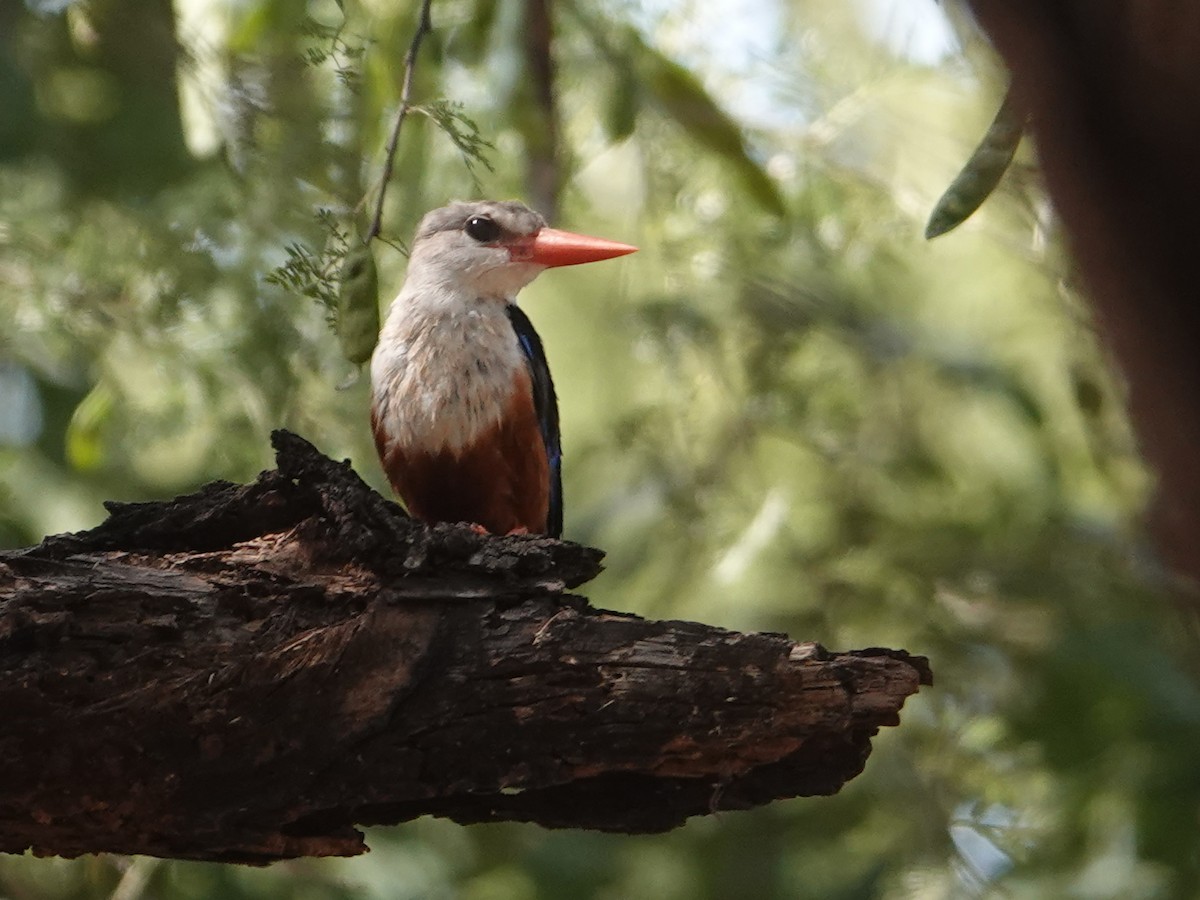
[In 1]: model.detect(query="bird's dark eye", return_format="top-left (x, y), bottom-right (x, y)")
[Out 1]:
top-left (465, 216), bottom-right (501, 243)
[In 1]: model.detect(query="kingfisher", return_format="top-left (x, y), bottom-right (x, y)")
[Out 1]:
top-left (370, 200), bottom-right (636, 537)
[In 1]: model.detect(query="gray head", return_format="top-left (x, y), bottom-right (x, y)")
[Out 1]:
top-left (408, 200), bottom-right (550, 300)
top-left (404, 200), bottom-right (637, 302)
top-left (415, 200), bottom-right (547, 245)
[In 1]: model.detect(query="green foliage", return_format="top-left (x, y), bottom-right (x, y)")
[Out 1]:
top-left (1, 1), bottom-right (1197, 898)
top-left (264, 219), bottom-right (382, 368)
top-left (335, 240), bottom-right (380, 365)
top-left (299, 15), bottom-right (367, 93)
top-left (632, 36), bottom-right (786, 217)
top-left (569, 7), bottom-right (787, 217)
top-left (416, 99), bottom-right (497, 182)
top-left (265, 211), bottom-right (352, 313)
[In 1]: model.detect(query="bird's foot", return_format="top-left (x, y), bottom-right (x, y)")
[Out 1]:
top-left (464, 523), bottom-right (529, 537)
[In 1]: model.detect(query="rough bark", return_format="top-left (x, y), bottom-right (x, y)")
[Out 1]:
top-left (0, 431), bottom-right (930, 863)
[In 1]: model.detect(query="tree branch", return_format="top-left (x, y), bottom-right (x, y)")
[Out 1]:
top-left (366, 0), bottom-right (434, 241)
top-left (0, 432), bottom-right (930, 863)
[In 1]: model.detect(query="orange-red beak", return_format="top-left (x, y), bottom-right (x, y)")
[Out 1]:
top-left (512, 228), bottom-right (638, 268)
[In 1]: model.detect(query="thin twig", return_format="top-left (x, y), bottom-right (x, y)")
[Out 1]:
top-left (367, 0), bottom-right (434, 241)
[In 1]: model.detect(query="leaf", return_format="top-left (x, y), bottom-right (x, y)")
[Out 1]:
top-left (65, 381), bottom-right (115, 472)
top-left (633, 34), bottom-right (785, 217)
top-left (925, 88), bottom-right (1024, 240)
top-left (604, 63), bottom-right (639, 142)
top-left (335, 241), bottom-right (380, 365)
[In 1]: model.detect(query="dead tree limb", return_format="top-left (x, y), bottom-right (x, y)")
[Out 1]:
top-left (0, 431), bottom-right (930, 863)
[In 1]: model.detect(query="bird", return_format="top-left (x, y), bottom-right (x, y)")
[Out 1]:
top-left (369, 200), bottom-right (636, 537)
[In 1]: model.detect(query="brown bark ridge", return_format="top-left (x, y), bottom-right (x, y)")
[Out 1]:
top-left (0, 431), bottom-right (930, 863)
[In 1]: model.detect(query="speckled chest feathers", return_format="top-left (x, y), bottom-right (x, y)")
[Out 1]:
top-left (370, 298), bottom-right (529, 456)
top-left (369, 284), bottom-right (554, 536)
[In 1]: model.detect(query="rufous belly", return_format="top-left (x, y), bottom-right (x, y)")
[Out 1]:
top-left (371, 375), bottom-right (550, 534)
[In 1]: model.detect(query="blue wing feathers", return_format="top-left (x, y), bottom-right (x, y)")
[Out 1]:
top-left (505, 304), bottom-right (563, 537)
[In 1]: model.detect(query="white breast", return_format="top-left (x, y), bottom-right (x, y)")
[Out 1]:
top-left (370, 292), bottom-right (526, 455)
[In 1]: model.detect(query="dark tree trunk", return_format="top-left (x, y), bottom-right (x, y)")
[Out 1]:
top-left (0, 432), bottom-right (929, 863)
top-left (62, 0), bottom-right (191, 193)
top-left (522, 0), bottom-right (561, 221)
top-left (967, 0), bottom-right (1200, 594)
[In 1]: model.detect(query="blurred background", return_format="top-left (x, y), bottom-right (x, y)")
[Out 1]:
top-left (2, 0), bottom-right (1198, 897)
